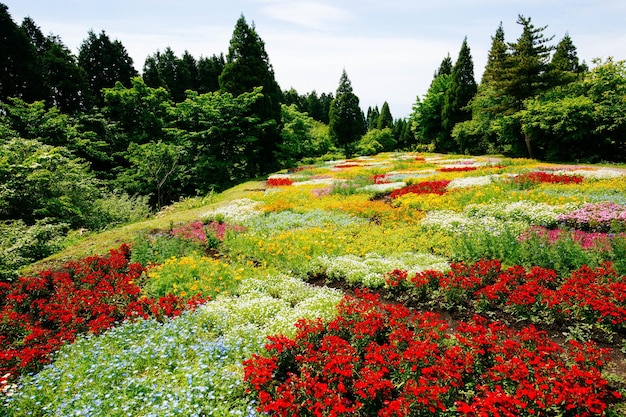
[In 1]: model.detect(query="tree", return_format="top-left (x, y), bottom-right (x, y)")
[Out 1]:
top-left (410, 72), bottom-right (451, 151)
top-left (78, 30), bottom-right (138, 108)
top-left (482, 22), bottom-right (508, 85)
top-left (102, 77), bottom-right (172, 149)
top-left (328, 69), bottom-right (366, 158)
top-left (377, 101), bottom-right (394, 130)
top-left (442, 37), bottom-right (477, 153)
top-left (435, 54), bottom-right (453, 77)
top-left (197, 53), bottom-right (224, 93)
top-left (169, 88), bottom-right (264, 194)
top-left (0, 5), bottom-right (42, 102)
top-left (219, 14), bottom-right (283, 174)
top-left (547, 33), bottom-right (588, 87)
top-left (142, 48), bottom-right (198, 102)
top-left (367, 106), bottom-right (379, 130)
top-left (117, 141), bottom-right (186, 209)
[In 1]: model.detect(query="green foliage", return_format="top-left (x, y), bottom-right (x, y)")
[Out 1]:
top-left (0, 219), bottom-right (68, 281)
top-left (219, 14), bottom-right (283, 175)
top-left (130, 233), bottom-right (206, 267)
top-left (356, 128), bottom-right (396, 155)
top-left (410, 73), bottom-right (450, 150)
top-left (328, 69), bottom-right (366, 157)
top-left (376, 101), bottom-right (393, 129)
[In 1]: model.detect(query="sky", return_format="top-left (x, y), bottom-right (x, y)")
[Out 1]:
top-left (4, 0), bottom-right (626, 118)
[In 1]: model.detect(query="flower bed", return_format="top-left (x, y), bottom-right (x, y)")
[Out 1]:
top-left (244, 290), bottom-right (619, 416)
top-left (390, 179), bottom-right (452, 198)
top-left (513, 171), bottom-right (584, 186)
top-left (0, 245), bottom-right (207, 387)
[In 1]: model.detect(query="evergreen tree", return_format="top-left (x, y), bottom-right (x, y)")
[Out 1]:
top-left (328, 69), bottom-right (366, 157)
top-left (498, 15), bottom-right (555, 157)
top-left (441, 37), bottom-right (477, 153)
top-left (219, 15), bottom-right (283, 174)
top-left (435, 54), bottom-right (453, 78)
top-left (501, 15), bottom-right (554, 112)
top-left (197, 53), bottom-right (224, 93)
top-left (78, 30), bottom-right (138, 108)
top-left (481, 22), bottom-right (507, 85)
top-left (20, 17), bottom-right (87, 113)
top-left (547, 33), bottom-right (588, 86)
top-left (0, 5), bottom-right (42, 102)
top-left (367, 106), bottom-right (379, 130)
top-left (377, 101), bottom-right (394, 130)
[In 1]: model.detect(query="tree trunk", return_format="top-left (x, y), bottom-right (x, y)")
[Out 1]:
top-left (524, 133), bottom-right (534, 159)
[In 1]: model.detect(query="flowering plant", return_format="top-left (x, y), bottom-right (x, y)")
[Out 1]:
top-left (512, 171), bottom-right (584, 187)
top-left (0, 245), bottom-right (207, 385)
top-left (390, 180), bottom-right (451, 199)
top-left (267, 177), bottom-right (294, 187)
top-left (244, 290), bottom-right (619, 416)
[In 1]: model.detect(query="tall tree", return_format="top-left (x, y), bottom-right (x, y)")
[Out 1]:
top-left (481, 22), bottom-right (508, 85)
top-left (499, 15), bottom-right (555, 157)
top-left (197, 53), bottom-right (224, 93)
top-left (367, 106), bottom-right (379, 130)
top-left (441, 37), bottom-right (477, 153)
top-left (501, 15), bottom-right (554, 112)
top-left (377, 101), bottom-right (394, 130)
top-left (219, 15), bottom-right (283, 175)
top-left (328, 69), bottom-right (366, 157)
top-left (0, 5), bottom-right (42, 102)
top-left (78, 30), bottom-right (138, 108)
top-left (435, 54), bottom-right (453, 78)
top-left (142, 47), bottom-right (196, 102)
top-left (547, 33), bottom-right (588, 86)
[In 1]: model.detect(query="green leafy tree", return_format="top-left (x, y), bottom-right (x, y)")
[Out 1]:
top-left (78, 30), bottom-right (138, 108)
top-left (356, 128), bottom-right (396, 155)
top-left (328, 69), bottom-right (366, 158)
top-left (276, 104), bottom-right (327, 167)
top-left (142, 48), bottom-right (198, 102)
top-left (219, 15), bottom-right (283, 174)
top-left (410, 72), bottom-right (451, 151)
top-left (169, 88), bottom-right (264, 194)
top-left (102, 77), bottom-right (173, 149)
top-left (0, 138), bottom-right (100, 228)
top-left (377, 101), bottom-right (394, 130)
top-left (435, 54), bottom-right (453, 77)
top-left (117, 141), bottom-right (186, 209)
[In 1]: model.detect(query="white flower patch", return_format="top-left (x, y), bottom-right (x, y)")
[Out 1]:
top-left (293, 177), bottom-right (340, 186)
top-left (359, 181), bottom-right (406, 193)
top-left (421, 210), bottom-right (474, 232)
top-left (447, 175), bottom-right (499, 189)
top-left (550, 168), bottom-right (625, 180)
top-left (464, 201), bottom-right (578, 227)
top-left (202, 198), bottom-right (262, 223)
top-left (313, 252), bottom-right (449, 288)
top-left (421, 209), bottom-right (529, 235)
top-left (267, 173), bottom-right (293, 180)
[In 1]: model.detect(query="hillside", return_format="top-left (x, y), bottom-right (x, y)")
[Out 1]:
top-left (3, 152), bottom-right (626, 416)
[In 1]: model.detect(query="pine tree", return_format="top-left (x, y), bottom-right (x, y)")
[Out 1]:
top-left (197, 53), bottom-right (224, 93)
top-left (367, 106), bottom-right (379, 130)
top-left (219, 15), bottom-right (282, 174)
top-left (329, 69), bottom-right (366, 158)
top-left (435, 54), bottom-right (453, 78)
top-left (0, 5), bottom-right (42, 102)
top-left (482, 22), bottom-right (507, 85)
top-left (78, 30), bottom-right (138, 108)
top-left (547, 33), bottom-right (588, 86)
top-left (441, 37), bottom-right (477, 152)
top-left (377, 101), bottom-right (394, 130)
top-left (501, 15), bottom-right (554, 112)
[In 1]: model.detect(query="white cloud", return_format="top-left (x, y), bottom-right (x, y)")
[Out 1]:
top-left (259, 0), bottom-right (354, 31)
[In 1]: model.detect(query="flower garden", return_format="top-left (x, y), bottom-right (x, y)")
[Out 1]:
top-left (2, 153), bottom-right (626, 416)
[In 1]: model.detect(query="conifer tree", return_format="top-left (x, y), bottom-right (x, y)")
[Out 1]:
top-left (547, 33), bottom-right (588, 86)
top-left (78, 30), bottom-right (138, 108)
top-left (441, 37), bottom-right (477, 152)
top-left (367, 106), bottom-right (379, 130)
top-left (377, 101), bottom-right (394, 130)
top-left (219, 15), bottom-right (282, 174)
top-left (197, 53), bottom-right (224, 93)
top-left (435, 54), bottom-right (453, 78)
top-left (481, 22), bottom-right (507, 85)
top-left (329, 69), bottom-right (366, 158)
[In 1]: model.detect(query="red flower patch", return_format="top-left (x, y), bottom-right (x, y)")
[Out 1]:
top-left (390, 180), bottom-right (451, 199)
top-left (244, 290), bottom-right (618, 416)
